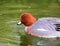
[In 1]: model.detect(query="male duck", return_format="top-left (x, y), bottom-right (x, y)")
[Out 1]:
top-left (17, 13), bottom-right (60, 38)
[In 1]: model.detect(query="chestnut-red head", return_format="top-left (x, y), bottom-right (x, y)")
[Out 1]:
top-left (20, 13), bottom-right (36, 26)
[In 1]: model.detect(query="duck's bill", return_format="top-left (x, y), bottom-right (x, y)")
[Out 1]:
top-left (17, 21), bottom-right (22, 25)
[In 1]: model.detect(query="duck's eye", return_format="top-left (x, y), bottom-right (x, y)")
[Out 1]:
top-left (55, 24), bottom-right (60, 31)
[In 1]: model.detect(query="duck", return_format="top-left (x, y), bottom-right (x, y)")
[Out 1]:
top-left (17, 13), bottom-right (60, 38)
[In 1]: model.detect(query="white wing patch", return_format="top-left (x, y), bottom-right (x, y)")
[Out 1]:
top-left (37, 28), bottom-right (47, 31)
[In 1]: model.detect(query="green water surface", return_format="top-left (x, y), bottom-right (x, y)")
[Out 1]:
top-left (0, 0), bottom-right (60, 46)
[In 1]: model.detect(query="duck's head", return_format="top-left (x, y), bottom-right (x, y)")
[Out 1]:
top-left (17, 13), bottom-right (36, 26)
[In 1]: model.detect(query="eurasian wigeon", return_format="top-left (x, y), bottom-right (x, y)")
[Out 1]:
top-left (17, 13), bottom-right (60, 38)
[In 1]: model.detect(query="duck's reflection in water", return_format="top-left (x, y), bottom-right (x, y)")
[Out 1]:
top-left (20, 34), bottom-right (33, 46)
top-left (20, 33), bottom-right (60, 46)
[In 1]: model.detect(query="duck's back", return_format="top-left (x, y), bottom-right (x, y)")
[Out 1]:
top-left (30, 17), bottom-right (60, 38)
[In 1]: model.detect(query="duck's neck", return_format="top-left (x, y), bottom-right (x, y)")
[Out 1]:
top-left (25, 26), bottom-right (30, 32)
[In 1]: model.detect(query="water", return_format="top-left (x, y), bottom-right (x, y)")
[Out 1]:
top-left (6, 20), bottom-right (60, 46)
top-left (20, 34), bottom-right (60, 46)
